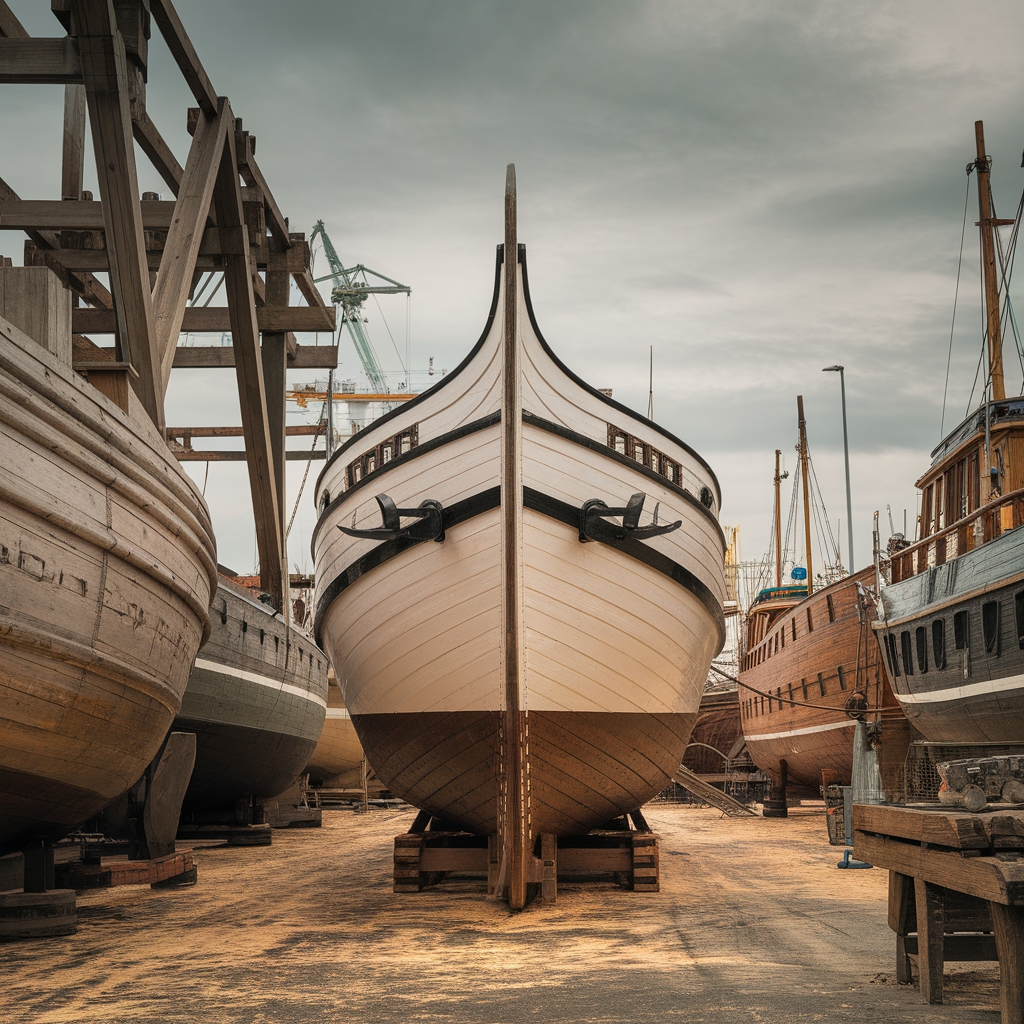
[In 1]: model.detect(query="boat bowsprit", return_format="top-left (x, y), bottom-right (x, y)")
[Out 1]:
top-left (312, 167), bottom-right (726, 905)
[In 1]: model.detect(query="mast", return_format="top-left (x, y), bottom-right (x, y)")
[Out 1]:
top-left (773, 449), bottom-right (783, 587)
top-left (974, 121), bottom-right (1006, 403)
top-left (499, 163), bottom-right (528, 910)
top-left (797, 396), bottom-right (813, 594)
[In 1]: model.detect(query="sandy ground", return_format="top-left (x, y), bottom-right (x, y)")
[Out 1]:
top-left (0, 803), bottom-right (1002, 1024)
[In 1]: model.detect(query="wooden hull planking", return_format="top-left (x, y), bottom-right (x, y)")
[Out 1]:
top-left (314, 242), bottom-right (725, 842)
top-left (305, 675), bottom-right (363, 783)
top-left (0, 313), bottom-right (217, 854)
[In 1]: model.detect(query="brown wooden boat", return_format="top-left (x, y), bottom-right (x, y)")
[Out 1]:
top-left (682, 687), bottom-right (744, 776)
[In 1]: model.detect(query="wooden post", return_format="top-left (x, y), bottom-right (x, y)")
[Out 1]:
top-left (797, 395), bottom-right (813, 593)
top-left (990, 902), bottom-right (1024, 1024)
top-left (393, 834), bottom-right (424, 893)
top-left (889, 871), bottom-right (915, 985)
top-left (499, 163), bottom-right (528, 911)
top-left (540, 833), bottom-right (556, 903)
top-left (261, 266), bottom-right (290, 569)
top-left (773, 448), bottom-right (783, 587)
top-left (211, 103), bottom-right (284, 610)
top-left (914, 877), bottom-right (946, 1004)
top-left (61, 84), bottom-right (86, 202)
top-left (71, 0), bottom-right (163, 426)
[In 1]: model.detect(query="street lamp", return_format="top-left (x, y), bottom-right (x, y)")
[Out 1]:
top-left (823, 365), bottom-right (855, 573)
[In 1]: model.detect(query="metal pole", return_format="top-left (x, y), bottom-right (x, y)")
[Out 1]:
top-left (326, 368), bottom-right (335, 461)
top-left (824, 365), bottom-right (855, 572)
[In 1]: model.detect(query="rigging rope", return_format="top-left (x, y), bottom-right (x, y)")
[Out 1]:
top-left (941, 172), bottom-right (972, 437)
top-left (285, 401), bottom-right (327, 539)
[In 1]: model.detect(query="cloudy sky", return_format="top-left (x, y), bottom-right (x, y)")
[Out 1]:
top-left (5, 1), bottom-right (1024, 583)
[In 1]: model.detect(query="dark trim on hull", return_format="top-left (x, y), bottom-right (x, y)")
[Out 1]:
top-left (743, 727), bottom-right (857, 789)
top-left (314, 485), bottom-right (725, 649)
top-left (175, 717), bottom-right (320, 811)
top-left (352, 709), bottom-right (698, 837)
top-left (0, 765), bottom-right (106, 856)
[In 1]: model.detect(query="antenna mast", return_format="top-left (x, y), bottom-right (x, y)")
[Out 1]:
top-left (797, 396), bottom-right (813, 594)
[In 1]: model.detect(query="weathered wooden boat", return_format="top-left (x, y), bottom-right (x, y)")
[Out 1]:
top-left (682, 686), bottom-right (744, 776)
top-left (0, 274), bottom-right (217, 856)
top-left (873, 122), bottom-right (1024, 746)
top-left (175, 577), bottom-right (328, 815)
top-left (313, 167), bottom-right (726, 903)
top-left (738, 403), bottom-right (906, 793)
top-left (304, 669), bottom-right (363, 786)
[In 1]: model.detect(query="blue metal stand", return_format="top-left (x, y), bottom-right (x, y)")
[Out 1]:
top-left (837, 848), bottom-right (872, 869)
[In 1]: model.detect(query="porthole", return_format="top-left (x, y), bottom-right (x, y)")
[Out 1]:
top-left (319, 489), bottom-right (331, 514)
top-left (699, 486), bottom-right (714, 509)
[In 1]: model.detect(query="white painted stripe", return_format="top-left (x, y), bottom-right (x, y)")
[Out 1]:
top-left (745, 719), bottom-right (856, 742)
top-left (325, 708), bottom-right (351, 720)
top-left (895, 672), bottom-right (1024, 705)
top-left (193, 657), bottom-right (328, 710)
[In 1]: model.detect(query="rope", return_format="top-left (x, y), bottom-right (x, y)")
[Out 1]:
top-left (941, 172), bottom-right (972, 438)
top-left (285, 402), bottom-right (327, 539)
top-left (707, 662), bottom-right (902, 716)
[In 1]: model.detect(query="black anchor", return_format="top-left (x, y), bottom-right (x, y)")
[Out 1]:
top-left (338, 494), bottom-right (445, 543)
top-left (579, 492), bottom-right (681, 543)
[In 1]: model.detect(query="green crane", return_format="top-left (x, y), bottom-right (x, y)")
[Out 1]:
top-left (309, 220), bottom-right (410, 396)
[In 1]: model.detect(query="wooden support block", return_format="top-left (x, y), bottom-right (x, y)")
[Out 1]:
top-left (394, 833), bottom-right (424, 893)
top-left (890, 871), bottom-right (916, 984)
top-left (487, 833), bottom-right (500, 895)
top-left (0, 264), bottom-right (72, 364)
top-left (632, 833), bottom-right (660, 892)
top-left (0, 37), bottom-right (82, 84)
top-left (73, 304), bottom-right (335, 334)
top-left (78, 362), bottom-right (134, 412)
top-left (854, 803), bottom-right (992, 851)
top-left (541, 833), bottom-right (556, 903)
top-left (915, 877), bottom-right (946, 1004)
top-left (991, 902), bottom-right (1024, 1024)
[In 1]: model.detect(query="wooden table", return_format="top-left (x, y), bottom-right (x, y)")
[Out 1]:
top-left (854, 803), bottom-right (1024, 1023)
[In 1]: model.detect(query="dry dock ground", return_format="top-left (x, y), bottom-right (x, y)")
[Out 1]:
top-left (0, 804), bottom-right (1001, 1023)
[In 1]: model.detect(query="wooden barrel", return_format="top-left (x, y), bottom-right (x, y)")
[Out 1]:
top-left (0, 890), bottom-right (77, 940)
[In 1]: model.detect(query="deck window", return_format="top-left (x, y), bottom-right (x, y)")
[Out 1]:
top-left (915, 626), bottom-right (928, 673)
top-left (885, 633), bottom-right (901, 677)
top-left (791, 619), bottom-right (797, 641)
top-left (1016, 592), bottom-right (1024, 650)
top-left (837, 665), bottom-right (846, 691)
top-left (606, 424), bottom-right (683, 489)
top-left (345, 425), bottom-right (420, 489)
top-left (983, 601), bottom-right (1001, 656)
top-left (954, 610), bottom-right (970, 650)
top-left (806, 608), bottom-right (814, 633)
top-left (826, 594), bottom-right (835, 623)
top-left (900, 631), bottom-right (914, 675)
top-left (932, 619), bottom-right (946, 669)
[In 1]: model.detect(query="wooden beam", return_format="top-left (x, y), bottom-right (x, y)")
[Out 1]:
top-left (0, 37), bottom-right (82, 83)
top-left (262, 267), bottom-right (290, 547)
top-left (212, 102), bottom-right (284, 608)
top-left (149, 0), bottom-right (216, 118)
top-left (236, 131), bottom-right (290, 249)
top-left (292, 265), bottom-right (329, 309)
top-left (131, 110), bottom-right (184, 196)
top-left (61, 85), bottom-right (86, 200)
top-left (39, 229), bottom-right (256, 271)
top-left (74, 304), bottom-right (334, 333)
top-left (72, 0), bottom-right (161, 424)
top-left (0, 198), bottom-right (178, 229)
top-left (0, 1), bottom-right (29, 38)
top-left (171, 342), bottom-right (336, 369)
top-left (170, 449), bottom-right (325, 463)
top-left (167, 425), bottom-right (321, 438)
top-left (154, 98), bottom-right (229, 395)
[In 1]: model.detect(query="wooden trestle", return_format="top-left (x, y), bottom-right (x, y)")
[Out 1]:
top-left (0, 0), bottom-right (338, 610)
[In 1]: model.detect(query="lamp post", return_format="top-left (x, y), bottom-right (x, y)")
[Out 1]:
top-left (823, 365), bottom-right (854, 573)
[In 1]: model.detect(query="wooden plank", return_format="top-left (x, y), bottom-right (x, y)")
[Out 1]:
top-left (74, 304), bottom-right (334, 333)
top-left (171, 450), bottom-right (324, 463)
top-left (61, 85), bottom-right (86, 200)
top-left (262, 267), bottom-right (290, 544)
top-left (854, 830), bottom-right (1024, 904)
top-left (556, 847), bottom-right (632, 872)
top-left (540, 833), bottom-right (556, 902)
top-left (153, 98), bottom-right (229, 394)
top-left (418, 847), bottom-right (488, 872)
top-left (72, 0), bottom-right (161, 424)
top-left (0, 1), bottom-right (29, 38)
top-left (235, 132), bottom-right (290, 249)
top-left (148, 0), bottom-right (216, 118)
top-left (131, 110), bottom-right (185, 197)
top-left (0, 199), bottom-right (178, 229)
top-left (854, 804), bottom-right (991, 850)
top-left (0, 37), bottom-right (81, 83)
top-left (171, 343), bottom-right (337, 369)
top-left (990, 902), bottom-right (1024, 1024)
top-left (292, 265), bottom-right (328, 309)
top-left (168, 425), bottom-right (322, 439)
top-left (38, 231), bottom-right (256, 270)
top-left (902, 934), bottom-right (998, 962)
top-left (212, 105), bottom-right (283, 608)
top-left (915, 877), bottom-right (946, 1004)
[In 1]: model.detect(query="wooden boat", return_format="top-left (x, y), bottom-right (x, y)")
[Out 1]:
top-left (0, 285), bottom-right (217, 856)
top-left (175, 577), bottom-right (328, 814)
top-left (313, 167), bottom-right (726, 903)
top-left (872, 122), bottom-right (1024, 745)
top-left (682, 686), bottom-right (744, 776)
top-left (738, 402), bottom-right (905, 792)
top-left (304, 670), bottom-right (364, 786)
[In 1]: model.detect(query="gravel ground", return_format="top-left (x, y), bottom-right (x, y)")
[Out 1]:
top-left (0, 803), bottom-right (1001, 1023)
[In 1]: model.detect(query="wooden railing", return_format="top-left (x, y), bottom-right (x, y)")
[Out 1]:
top-left (885, 486), bottom-right (1024, 584)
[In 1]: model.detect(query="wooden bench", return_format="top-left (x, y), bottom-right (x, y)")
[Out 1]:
top-left (854, 803), bottom-right (1024, 1023)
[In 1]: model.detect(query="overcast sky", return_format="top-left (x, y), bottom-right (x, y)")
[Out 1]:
top-left (5, 1), bottom-right (1024, 583)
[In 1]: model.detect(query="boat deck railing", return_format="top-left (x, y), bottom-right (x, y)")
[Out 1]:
top-left (886, 485), bottom-right (1024, 585)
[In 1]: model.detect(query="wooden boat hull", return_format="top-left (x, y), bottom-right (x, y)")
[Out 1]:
top-left (175, 580), bottom-right (328, 812)
top-left (739, 568), bottom-right (901, 789)
top-left (314, 244), bottom-right (725, 839)
top-left (305, 674), bottom-right (363, 783)
top-left (874, 526), bottom-right (1024, 743)
top-left (0, 313), bottom-right (217, 855)
top-left (683, 689), bottom-right (742, 775)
